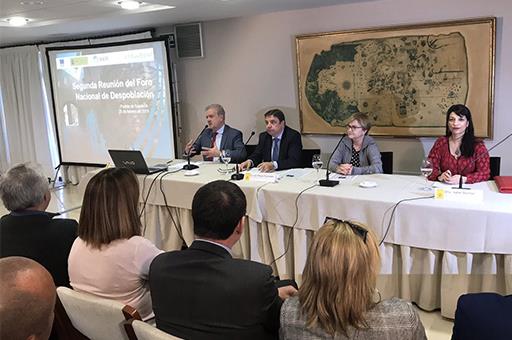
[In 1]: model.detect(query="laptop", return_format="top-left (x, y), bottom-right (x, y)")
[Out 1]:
top-left (108, 150), bottom-right (167, 175)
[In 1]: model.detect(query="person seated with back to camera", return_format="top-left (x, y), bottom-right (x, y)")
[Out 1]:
top-left (0, 163), bottom-right (77, 288)
top-left (328, 112), bottom-right (383, 176)
top-left (0, 256), bottom-right (57, 340)
top-left (239, 108), bottom-right (303, 172)
top-left (184, 103), bottom-right (247, 163)
top-left (427, 104), bottom-right (490, 184)
top-left (280, 218), bottom-right (426, 340)
top-left (67, 167), bottom-right (163, 321)
top-left (150, 180), bottom-right (297, 340)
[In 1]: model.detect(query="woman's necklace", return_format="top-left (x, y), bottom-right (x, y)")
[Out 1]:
top-left (449, 137), bottom-right (462, 158)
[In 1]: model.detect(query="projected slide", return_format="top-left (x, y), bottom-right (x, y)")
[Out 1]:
top-left (47, 39), bottom-right (176, 165)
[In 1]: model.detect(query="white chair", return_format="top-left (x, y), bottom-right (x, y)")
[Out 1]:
top-left (130, 319), bottom-right (183, 340)
top-left (56, 286), bottom-right (141, 340)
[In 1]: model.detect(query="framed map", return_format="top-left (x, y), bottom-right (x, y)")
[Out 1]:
top-left (296, 17), bottom-right (496, 137)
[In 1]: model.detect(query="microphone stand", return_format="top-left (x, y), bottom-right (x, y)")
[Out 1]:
top-left (183, 125), bottom-right (208, 170)
top-left (453, 132), bottom-right (512, 189)
top-left (319, 134), bottom-right (346, 187)
top-left (232, 131), bottom-right (256, 181)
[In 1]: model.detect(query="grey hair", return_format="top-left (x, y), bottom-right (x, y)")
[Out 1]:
top-left (0, 163), bottom-right (49, 211)
top-left (205, 104), bottom-right (225, 117)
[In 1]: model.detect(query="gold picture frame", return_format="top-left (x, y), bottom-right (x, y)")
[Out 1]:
top-left (296, 17), bottom-right (496, 137)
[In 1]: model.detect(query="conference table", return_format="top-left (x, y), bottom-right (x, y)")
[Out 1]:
top-left (81, 162), bottom-right (512, 318)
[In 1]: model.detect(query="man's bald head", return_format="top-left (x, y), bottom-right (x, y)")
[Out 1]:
top-left (0, 257), bottom-right (56, 340)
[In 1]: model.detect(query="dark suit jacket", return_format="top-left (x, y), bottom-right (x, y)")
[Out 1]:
top-left (149, 240), bottom-right (282, 340)
top-left (191, 125), bottom-right (246, 163)
top-left (0, 211), bottom-right (78, 287)
top-left (452, 293), bottom-right (512, 340)
top-left (248, 126), bottom-right (303, 170)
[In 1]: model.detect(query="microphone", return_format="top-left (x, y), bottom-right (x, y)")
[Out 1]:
top-left (454, 132), bottom-right (512, 189)
top-left (183, 124), bottom-right (208, 170)
top-left (232, 131), bottom-right (256, 181)
top-left (319, 133), bottom-right (346, 187)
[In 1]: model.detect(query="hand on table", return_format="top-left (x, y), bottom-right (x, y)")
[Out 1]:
top-left (336, 164), bottom-right (353, 176)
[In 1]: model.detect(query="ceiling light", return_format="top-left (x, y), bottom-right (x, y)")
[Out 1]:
top-left (118, 1), bottom-right (141, 10)
top-left (7, 16), bottom-right (29, 26)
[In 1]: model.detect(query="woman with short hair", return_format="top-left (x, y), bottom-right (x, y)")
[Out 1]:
top-left (68, 167), bottom-right (162, 320)
top-left (280, 219), bottom-right (426, 339)
top-left (328, 112), bottom-right (383, 175)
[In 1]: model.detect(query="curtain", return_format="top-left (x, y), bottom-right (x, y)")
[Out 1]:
top-left (0, 45), bottom-right (54, 177)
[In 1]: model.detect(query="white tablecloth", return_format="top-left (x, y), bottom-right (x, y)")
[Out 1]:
top-left (80, 163), bottom-right (512, 318)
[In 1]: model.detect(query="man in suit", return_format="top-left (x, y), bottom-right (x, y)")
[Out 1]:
top-left (184, 104), bottom-right (246, 163)
top-left (239, 109), bottom-right (302, 172)
top-left (451, 292), bottom-right (512, 340)
top-left (0, 256), bottom-right (56, 340)
top-left (0, 163), bottom-right (77, 288)
top-left (150, 180), bottom-right (297, 340)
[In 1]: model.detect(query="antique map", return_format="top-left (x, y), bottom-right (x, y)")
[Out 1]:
top-left (303, 33), bottom-right (468, 130)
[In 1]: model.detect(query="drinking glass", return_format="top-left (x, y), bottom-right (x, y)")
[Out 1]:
top-left (312, 154), bottom-right (323, 182)
top-left (220, 150), bottom-right (231, 174)
top-left (420, 158), bottom-right (433, 191)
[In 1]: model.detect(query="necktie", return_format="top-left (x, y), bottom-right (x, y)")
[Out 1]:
top-left (211, 132), bottom-right (217, 148)
top-left (272, 138), bottom-right (279, 162)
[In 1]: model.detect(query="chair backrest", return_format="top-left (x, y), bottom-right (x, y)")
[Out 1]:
top-left (380, 151), bottom-right (393, 174)
top-left (56, 287), bottom-right (141, 340)
top-left (300, 148), bottom-right (321, 168)
top-left (129, 319), bottom-right (183, 340)
top-left (490, 156), bottom-right (501, 179)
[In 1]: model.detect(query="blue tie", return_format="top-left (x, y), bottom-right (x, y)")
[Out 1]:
top-left (272, 138), bottom-right (279, 162)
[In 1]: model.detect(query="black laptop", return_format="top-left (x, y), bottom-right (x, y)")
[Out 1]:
top-left (108, 150), bottom-right (167, 175)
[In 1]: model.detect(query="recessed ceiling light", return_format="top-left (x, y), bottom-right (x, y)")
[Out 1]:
top-left (118, 0), bottom-right (141, 10)
top-left (7, 16), bottom-right (29, 26)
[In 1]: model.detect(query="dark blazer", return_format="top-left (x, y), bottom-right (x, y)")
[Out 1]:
top-left (191, 125), bottom-right (246, 163)
top-left (248, 126), bottom-right (303, 170)
top-left (149, 240), bottom-right (282, 340)
top-left (0, 211), bottom-right (78, 287)
top-left (452, 293), bottom-right (512, 340)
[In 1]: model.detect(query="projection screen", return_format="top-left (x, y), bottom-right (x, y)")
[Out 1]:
top-left (47, 38), bottom-right (176, 166)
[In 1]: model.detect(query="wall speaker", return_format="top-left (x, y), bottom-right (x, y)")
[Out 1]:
top-left (174, 22), bottom-right (203, 58)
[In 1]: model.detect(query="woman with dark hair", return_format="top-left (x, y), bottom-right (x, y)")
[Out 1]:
top-left (280, 219), bottom-right (426, 339)
top-left (427, 104), bottom-right (490, 184)
top-left (68, 167), bottom-right (162, 320)
top-left (328, 112), bottom-right (383, 175)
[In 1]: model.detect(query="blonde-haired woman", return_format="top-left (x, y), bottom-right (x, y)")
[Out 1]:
top-left (280, 219), bottom-right (426, 339)
top-left (68, 167), bottom-right (162, 320)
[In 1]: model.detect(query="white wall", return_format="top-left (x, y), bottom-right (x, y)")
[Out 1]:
top-left (171, 0), bottom-right (511, 175)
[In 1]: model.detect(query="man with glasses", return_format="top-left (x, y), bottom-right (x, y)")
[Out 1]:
top-left (239, 109), bottom-right (302, 172)
top-left (328, 112), bottom-right (383, 175)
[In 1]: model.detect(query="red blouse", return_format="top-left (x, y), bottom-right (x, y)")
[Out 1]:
top-left (427, 136), bottom-right (490, 184)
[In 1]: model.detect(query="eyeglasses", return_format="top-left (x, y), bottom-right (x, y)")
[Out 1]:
top-left (323, 216), bottom-right (368, 243)
top-left (345, 124), bottom-right (363, 130)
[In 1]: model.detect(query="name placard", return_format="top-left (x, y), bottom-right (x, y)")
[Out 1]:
top-left (434, 188), bottom-right (483, 203)
top-left (244, 172), bottom-right (279, 183)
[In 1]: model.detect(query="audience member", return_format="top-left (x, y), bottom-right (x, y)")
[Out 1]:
top-left (239, 109), bottom-right (303, 172)
top-left (328, 112), bottom-right (383, 175)
top-left (150, 180), bottom-right (297, 340)
top-left (428, 104), bottom-right (490, 184)
top-left (0, 256), bottom-right (56, 340)
top-left (68, 167), bottom-right (162, 320)
top-left (280, 218), bottom-right (426, 340)
top-left (0, 163), bottom-right (77, 287)
top-left (452, 292), bottom-right (512, 340)
top-left (184, 103), bottom-right (246, 162)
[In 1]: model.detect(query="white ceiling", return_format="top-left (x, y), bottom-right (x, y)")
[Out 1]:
top-left (0, 0), bottom-right (368, 47)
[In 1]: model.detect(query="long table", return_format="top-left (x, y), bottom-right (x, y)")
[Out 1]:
top-left (81, 162), bottom-right (512, 318)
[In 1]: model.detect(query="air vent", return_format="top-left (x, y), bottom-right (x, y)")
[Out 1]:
top-left (175, 22), bottom-right (203, 58)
